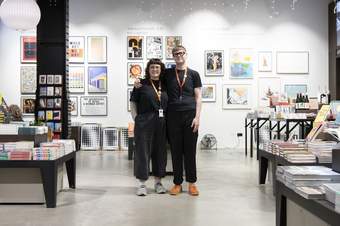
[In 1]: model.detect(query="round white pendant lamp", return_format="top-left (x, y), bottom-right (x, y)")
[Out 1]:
top-left (0, 0), bottom-right (41, 31)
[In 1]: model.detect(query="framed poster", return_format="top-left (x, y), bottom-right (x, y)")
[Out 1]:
top-left (21, 96), bottom-right (36, 115)
top-left (230, 49), bottom-right (254, 79)
top-left (222, 84), bottom-right (252, 109)
top-left (127, 62), bottom-right (144, 85)
top-left (258, 51), bottom-right (272, 72)
top-left (20, 66), bottom-right (37, 94)
top-left (146, 36), bottom-right (163, 59)
top-left (127, 36), bottom-right (143, 59)
top-left (69, 36), bottom-right (85, 63)
top-left (284, 84), bottom-right (308, 99)
top-left (80, 96), bottom-right (107, 116)
top-left (69, 66), bottom-right (85, 93)
top-left (87, 36), bottom-right (107, 63)
top-left (165, 62), bottom-right (176, 69)
top-left (258, 77), bottom-right (281, 107)
top-left (88, 66), bottom-right (107, 93)
top-left (21, 36), bottom-right (36, 63)
top-left (277, 51), bottom-right (309, 74)
top-left (205, 50), bottom-right (224, 76)
top-left (127, 88), bottom-right (133, 112)
top-left (202, 84), bottom-right (216, 102)
top-left (165, 36), bottom-right (182, 59)
top-left (69, 96), bottom-right (78, 116)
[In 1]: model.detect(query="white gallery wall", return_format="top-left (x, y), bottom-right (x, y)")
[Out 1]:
top-left (0, 0), bottom-right (330, 148)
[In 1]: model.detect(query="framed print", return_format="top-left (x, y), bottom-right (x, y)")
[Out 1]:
top-left (146, 36), bottom-right (163, 59)
top-left (38, 111), bottom-right (45, 121)
top-left (127, 88), bottom-right (133, 112)
top-left (21, 36), bottom-right (36, 63)
top-left (222, 84), bottom-right (252, 109)
top-left (20, 66), bottom-right (36, 94)
top-left (39, 74), bottom-right (47, 85)
top-left (284, 84), bottom-right (308, 99)
top-left (165, 62), bottom-right (176, 69)
top-left (46, 99), bottom-right (54, 108)
top-left (165, 36), bottom-right (182, 59)
top-left (69, 96), bottom-right (78, 116)
top-left (69, 36), bottom-right (85, 63)
top-left (54, 98), bottom-right (62, 108)
top-left (277, 51), bottom-right (309, 74)
top-left (39, 98), bottom-right (46, 108)
top-left (40, 87), bottom-right (47, 96)
top-left (127, 62), bottom-right (144, 85)
top-left (258, 77), bottom-right (281, 107)
top-left (202, 84), bottom-right (216, 102)
top-left (47, 74), bottom-right (54, 84)
top-left (69, 66), bottom-right (85, 93)
top-left (54, 75), bottom-right (63, 85)
top-left (258, 51), bottom-right (272, 72)
top-left (47, 87), bottom-right (54, 96)
top-left (88, 66), bottom-right (107, 93)
top-left (127, 36), bottom-right (143, 59)
top-left (230, 49), bottom-right (254, 79)
top-left (21, 96), bottom-right (36, 115)
top-left (87, 36), bottom-right (107, 63)
top-left (54, 87), bottom-right (62, 96)
top-left (205, 50), bottom-right (224, 76)
top-left (80, 96), bottom-right (107, 116)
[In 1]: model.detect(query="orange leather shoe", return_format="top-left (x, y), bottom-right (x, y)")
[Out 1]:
top-left (188, 184), bottom-right (199, 196)
top-left (169, 185), bottom-right (182, 195)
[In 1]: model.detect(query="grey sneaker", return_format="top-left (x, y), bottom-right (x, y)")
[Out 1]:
top-left (155, 182), bottom-right (167, 194)
top-left (136, 185), bottom-right (147, 196)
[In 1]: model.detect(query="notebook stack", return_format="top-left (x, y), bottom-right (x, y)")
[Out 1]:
top-left (52, 139), bottom-right (76, 155)
top-left (0, 112), bottom-right (4, 123)
top-left (266, 140), bottom-right (285, 154)
top-left (4, 141), bottom-right (34, 160)
top-left (277, 166), bottom-right (340, 194)
top-left (308, 140), bottom-right (338, 163)
top-left (0, 144), bottom-right (9, 160)
top-left (33, 147), bottom-right (59, 160)
top-left (0, 124), bottom-right (19, 135)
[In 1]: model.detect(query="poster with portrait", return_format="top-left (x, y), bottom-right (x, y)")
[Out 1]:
top-left (258, 77), bottom-right (281, 107)
top-left (21, 96), bottom-right (36, 115)
top-left (20, 66), bottom-right (36, 94)
top-left (128, 36), bottom-right (143, 59)
top-left (80, 96), bottom-right (107, 116)
top-left (202, 84), bottom-right (216, 102)
top-left (222, 84), bottom-right (252, 109)
top-left (146, 36), bottom-right (163, 59)
top-left (127, 62), bottom-right (144, 85)
top-left (21, 36), bottom-right (36, 63)
top-left (69, 96), bottom-right (78, 116)
top-left (69, 66), bottom-right (85, 93)
top-left (205, 50), bottom-right (224, 76)
top-left (258, 51), bottom-right (272, 72)
top-left (87, 36), bottom-right (107, 63)
top-left (88, 66), bottom-right (107, 93)
top-left (230, 49), bottom-right (254, 79)
top-left (165, 36), bottom-right (182, 59)
top-left (69, 36), bottom-right (85, 63)
top-left (127, 88), bottom-right (133, 112)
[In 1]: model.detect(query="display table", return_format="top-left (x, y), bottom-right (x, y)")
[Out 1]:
top-left (276, 181), bottom-right (340, 226)
top-left (0, 151), bottom-right (76, 208)
top-left (259, 149), bottom-right (331, 195)
top-left (245, 116), bottom-right (314, 159)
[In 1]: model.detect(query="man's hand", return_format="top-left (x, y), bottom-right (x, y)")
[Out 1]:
top-left (134, 78), bottom-right (142, 88)
top-left (191, 117), bottom-right (200, 133)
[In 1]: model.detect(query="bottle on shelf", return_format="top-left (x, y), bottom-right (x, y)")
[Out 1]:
top-left (305, 94), bottom-right (310, 109)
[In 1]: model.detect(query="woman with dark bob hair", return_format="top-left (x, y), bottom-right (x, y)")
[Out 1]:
top-left (130, 58), bottom-right (168, 196)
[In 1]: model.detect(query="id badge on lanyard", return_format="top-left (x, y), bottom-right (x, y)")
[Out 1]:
top-left (159, 109), bottom-right (164, 118)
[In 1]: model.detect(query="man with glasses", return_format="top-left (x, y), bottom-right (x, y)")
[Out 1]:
top-left (164, 45), bottom-right (202, 196)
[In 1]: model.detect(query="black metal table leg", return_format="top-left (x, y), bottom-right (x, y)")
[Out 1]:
top-left (285, 122), bottom-right (290, 141)
top-left (65, 157), bottom-right (76, 189)
top-left (259, 156), bottom-right (268, 184)
top-left (276, 182), bottom-right (287, 226)
top-left (277, 121), bottom-right (281, 140)
top-left (40, 163), bottom-right (58, 208)
top-left (256, 119), bottom-right (260, 160)
top-left (245, 118), bottom-right (248, 156)
top-left (250, 119), bottom-right (254, 158)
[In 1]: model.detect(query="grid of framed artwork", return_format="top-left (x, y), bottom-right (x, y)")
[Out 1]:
top-left (126, 35), bottom-right (183, 111)
top-left (68, 35), bottom-right (108, 117)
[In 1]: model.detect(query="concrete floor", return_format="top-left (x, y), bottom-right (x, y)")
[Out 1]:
top-left (0, 149), bottom-right (275, 226)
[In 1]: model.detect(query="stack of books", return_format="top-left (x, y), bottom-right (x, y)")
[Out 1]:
top-left (2, 141), bottom-right (34, 160)
top-left (323, 183), bottom-right (340, 205)
top-left (52, 139), bottom-right (76, 154)
top-left (277, 166), bottom-right (340, 194)
top-left (308, 140), bottom-right (337, 163)
top-left (9, 151), bottom-right (32, 160)
top-left (0, 112), bottom-right (4, 123)
top-left (33, 147), bottom-right (59, 160)
top-left (0, 144), bottom-right (8, 160)
top-left (39, 143), bottom-right (64, 159)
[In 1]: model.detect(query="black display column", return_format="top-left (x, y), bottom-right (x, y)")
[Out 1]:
top-left (35, 0), bottom-right (70, 139)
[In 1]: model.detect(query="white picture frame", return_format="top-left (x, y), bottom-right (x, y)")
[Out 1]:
top-left (69, 36), bottom-right (85, 63)
top-left (258, 51), bottom-right (272, 72)
top-left (276, 51), bottom-right (309, 74)
top-left (258, 77), bottom-right (281, 107)
top-left (205, 50), bottom-right (224, 76)
top-left (80, 96), bottom-right (108, 116)
top-left (20, 66), bottom-right (37, 94)
top-left (222, 84), bottom-right (252, 109)
top-left (87, 36), bottom-right (107, 63)
top-left (202, 84), bottom-right (216, 102)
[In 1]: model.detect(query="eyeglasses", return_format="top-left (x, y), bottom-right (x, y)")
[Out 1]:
top-left (173, 51), bottom-right (186, 57)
